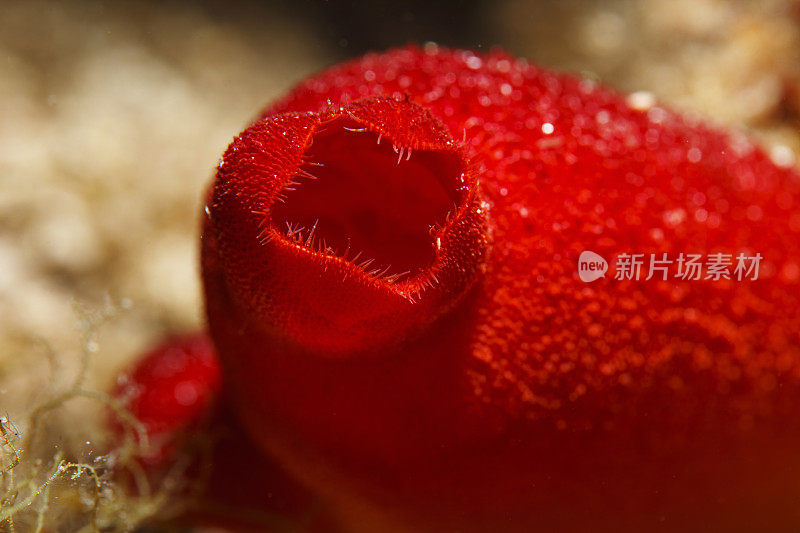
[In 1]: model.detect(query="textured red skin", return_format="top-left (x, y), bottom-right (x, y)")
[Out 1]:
top-left (201, 46), bottom-right (800, 531)
top-left (207, 97), bottom-right (487, 356)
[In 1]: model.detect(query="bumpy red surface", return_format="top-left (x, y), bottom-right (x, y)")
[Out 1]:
top-left (201, 46), bottom-right (800, 531)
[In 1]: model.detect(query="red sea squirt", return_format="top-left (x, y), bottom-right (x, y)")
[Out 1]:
top-left (200, 46), bottom-right (800, 531)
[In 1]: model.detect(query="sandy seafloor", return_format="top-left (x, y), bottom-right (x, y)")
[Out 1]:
top-left (1, 0), bottom-right (798, 529)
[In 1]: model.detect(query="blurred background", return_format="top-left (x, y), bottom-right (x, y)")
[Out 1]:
top-left (1, 0), bottom-right (799, 528)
